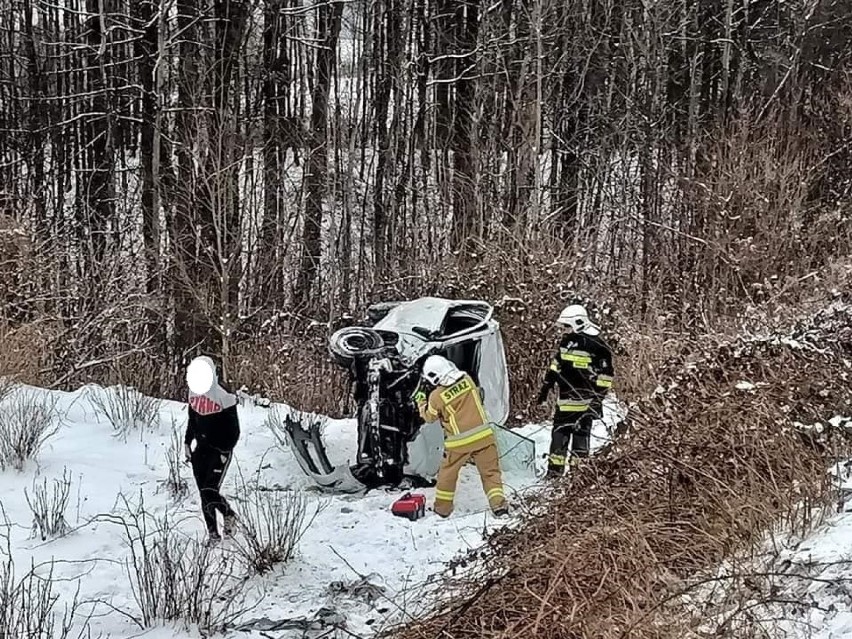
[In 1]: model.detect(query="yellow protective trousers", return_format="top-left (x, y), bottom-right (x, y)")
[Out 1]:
top-left (433, 439), bottom-right (506, 517)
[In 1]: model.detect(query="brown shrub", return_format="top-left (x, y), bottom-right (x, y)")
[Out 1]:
top-left (0, 320), bottom-right (61, 386)
top-left (230, 322), bottom-right (350, 417)
top-left (228, 238), bottom-right (830, 421)
top-left (0, 213), bottom-right (28, 313)
top-left (386, 303), bottom-right (852, 639)
top-left (6, 234), bottom-right (847, 428)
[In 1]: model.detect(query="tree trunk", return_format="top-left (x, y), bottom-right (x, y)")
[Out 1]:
top-left (132, 0), bottom-right (160, 292)
top-left (293, 0), bottom-right (344, 312)
top-left (22, 0), bottom-right (49, 305)
top-left (83, 0), bottom-right (115, 273)
top-left (434, 0), bottom-right (453, 149)
top-left (372, 0), bottom-right (391, 275)
top-left (211, 0), bottom-right (248, 361)
top-left (170, 0), bottom-right (212, 360)
top-left (450, 0), bottom-right (480, 253)
top-left (260, 0), bottom-right (285, 305)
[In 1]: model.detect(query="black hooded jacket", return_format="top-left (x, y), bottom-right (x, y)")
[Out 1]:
top-left (185, 379), bottom-right (240, 452)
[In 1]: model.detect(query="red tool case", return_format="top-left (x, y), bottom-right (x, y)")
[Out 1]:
top-left (391, 493), bottom-right (426, 520)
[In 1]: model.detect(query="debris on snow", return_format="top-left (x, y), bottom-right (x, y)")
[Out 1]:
top-left (327, 574), bottom-right (388, 604)
top-left (237, 386), bottom-right (271, 408)
top-left (830, 415), bottom-right (852, 430)
top-left (232, 607), bottom-right (347, 633)
top-left (793, 420), bottom-right (825, 433)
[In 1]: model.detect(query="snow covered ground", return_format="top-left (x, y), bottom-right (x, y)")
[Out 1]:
top-left (0, 383), bottom-right (621, 638)
top-left (688, 437), bottom-right (852, 639)
top-left (4, 383), bottom-right (852, 639)
top-left (759, 460), bottom-right (852, 639)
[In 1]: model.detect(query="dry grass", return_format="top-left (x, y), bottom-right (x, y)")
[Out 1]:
top-left (386, 303), bottom-right (852, 639)
top-left (231, 327), bottom-right (350, 417)
top-left (3, 231), bottom-right (848, 429)
top-left (24, 468), bottom-right (72, 541)
top-left (110, 492), bottom-right (254, 633)
top-left (228, 482), bottom-right (320, 576)
top-left (88, 384), bottom-right (162, 438)
top-left (162, 422), bottom-right (189, 501)
top-left (0, 320), bottom-right (61, 387)
top-left (0, 551), bottom-right (92, 639)
top-left (0, 389), bottom-right (60, 471)
top-left (0, 376), bottom-right (15, 404)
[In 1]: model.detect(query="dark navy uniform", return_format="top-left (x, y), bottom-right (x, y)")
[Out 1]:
top-left (537, 331), bottom-right (614, 475)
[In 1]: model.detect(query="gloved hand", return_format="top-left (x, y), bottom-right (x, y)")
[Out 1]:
top-left (414, 391), bottom-right (426, 405)
top-left (536, 387), bottom-right (549, 405)
top-left (184, 444), bottom-right (192, 463)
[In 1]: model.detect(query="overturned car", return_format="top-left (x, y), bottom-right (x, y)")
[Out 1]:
top-left (281, 297), bottom-right (529, 493)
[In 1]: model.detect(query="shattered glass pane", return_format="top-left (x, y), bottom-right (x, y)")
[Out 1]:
top-left (493, 424), bottom-right (537, 478)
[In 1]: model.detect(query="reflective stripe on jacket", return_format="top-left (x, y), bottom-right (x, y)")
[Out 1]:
top-left (419, 373), bottom-right (495, 451)
top-left (543, 332), bottom-right (615, 403)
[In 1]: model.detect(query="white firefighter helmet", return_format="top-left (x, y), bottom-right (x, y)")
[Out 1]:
top-left (422, 355), bottom-right (465, 386)
top-left (186, 356), bottom-right (216, 394)
top-left (557, 304), bottom-right (600, 336)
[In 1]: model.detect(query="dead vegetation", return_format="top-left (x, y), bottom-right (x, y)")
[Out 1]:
top-left (0, 518), bottom-right (92, 638)
top-left (0, 320), bottom-right (60, 388)
top-left (388, 303), bottom-right (852, 639)
top-left (0, 376), bottom-right (15, 404)
top-left (161, 421), bottom-right (189, 502)
top-left (88, 384), bottom-right (161, 439)
top-left (107, 493), bottom-right (255, 633)
top-left (229, 478), bottom-right (320, 576)
top-left (228, 249), bottom-right (851, 425)
top-left (24, 468), bottom-right (72, 541)
top-left (0, 389), bottom-right (61, 471)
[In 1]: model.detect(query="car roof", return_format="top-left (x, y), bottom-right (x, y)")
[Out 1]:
top-left (372, 296), bottom-right (498, 362)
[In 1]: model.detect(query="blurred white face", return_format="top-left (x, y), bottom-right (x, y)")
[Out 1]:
top-left (186, 357), bottom-right (215, 394)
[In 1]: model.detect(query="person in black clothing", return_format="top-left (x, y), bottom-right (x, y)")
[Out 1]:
top-left (184, 356), bottom-right (240, 543)
top-left (536, 304), bottom-right (615, 477)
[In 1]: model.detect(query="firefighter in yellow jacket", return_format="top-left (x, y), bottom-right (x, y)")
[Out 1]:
top-left (415, 355), bottom-right (508, 518)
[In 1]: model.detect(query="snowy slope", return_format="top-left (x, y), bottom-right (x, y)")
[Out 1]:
top-left (0, 384), bottom-right (621, 638)
top-left (688, 435), bottom-right (852, 639)
top-left (761, 459), bottom-right (852, 639)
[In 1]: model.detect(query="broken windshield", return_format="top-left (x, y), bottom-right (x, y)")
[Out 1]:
top-left (373, 297), bottom-right (494, 364)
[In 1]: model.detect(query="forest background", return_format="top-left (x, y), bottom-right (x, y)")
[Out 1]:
top-left (0, 0), bottom-right (850, 418)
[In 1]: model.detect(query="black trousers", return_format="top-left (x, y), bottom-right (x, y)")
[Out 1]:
top-left (191, 444), bottom-right (235, 534)
top-left (548, 410), bottom-right (594, 475)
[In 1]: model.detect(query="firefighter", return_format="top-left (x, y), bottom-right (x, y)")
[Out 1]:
top-left (536, 304), bottom-right (614, 477)
top-left (415, 355), bottom-right (508, 518)
top-left (184, 356), bottom-right (240, 544)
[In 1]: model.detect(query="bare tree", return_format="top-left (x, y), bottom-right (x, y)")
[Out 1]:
top-left (0, 0), bottom-right (848, 413)
top-left (293, 0), bottom-right (345, 312)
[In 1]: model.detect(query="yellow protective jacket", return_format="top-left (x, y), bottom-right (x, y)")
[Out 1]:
top-left (418, 373), bottom-right (495, 453)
